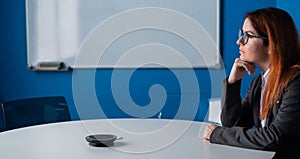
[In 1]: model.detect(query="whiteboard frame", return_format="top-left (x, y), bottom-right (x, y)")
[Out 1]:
top-left (26, 0), bottom-right (221, 70)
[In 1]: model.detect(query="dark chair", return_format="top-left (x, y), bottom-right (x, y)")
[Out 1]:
top-left (1, 96), bottom-right (71, 131)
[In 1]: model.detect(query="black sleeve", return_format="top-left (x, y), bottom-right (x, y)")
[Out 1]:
top-left (220, 76), bottom-right (261, 128)
top-left (210, 72), bottom-right (300, 152)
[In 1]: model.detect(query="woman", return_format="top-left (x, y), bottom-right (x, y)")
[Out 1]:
top-left (203, 7), bottom-right (300, 158)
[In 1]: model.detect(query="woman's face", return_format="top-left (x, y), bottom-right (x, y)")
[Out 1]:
top-left (237, 18), bottom-right (269, 65)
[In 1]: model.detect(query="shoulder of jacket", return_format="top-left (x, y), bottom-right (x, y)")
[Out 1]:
top-left (290, 70), bottom-right (300, 81)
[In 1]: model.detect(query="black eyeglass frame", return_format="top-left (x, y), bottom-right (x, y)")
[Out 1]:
top-left (238, 29), bottom-right (268, 44)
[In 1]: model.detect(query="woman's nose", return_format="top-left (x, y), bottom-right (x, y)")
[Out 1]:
top-left (236, 37), bottom-right (243, 45)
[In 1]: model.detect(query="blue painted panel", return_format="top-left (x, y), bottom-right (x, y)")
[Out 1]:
top-left (277, 0), bottom-right (300, 32)
top-left (73, 68), bottom-right (209, 121)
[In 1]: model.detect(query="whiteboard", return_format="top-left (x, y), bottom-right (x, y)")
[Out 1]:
top-left (26, 0), bottom-right (221, 69)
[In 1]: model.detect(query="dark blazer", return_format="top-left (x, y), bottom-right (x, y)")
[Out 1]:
top-left (210, 70), bottom-right (300, 158)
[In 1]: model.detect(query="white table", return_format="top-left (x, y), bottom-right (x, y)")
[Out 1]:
top-left (0, 118), bottom-right (275, 159)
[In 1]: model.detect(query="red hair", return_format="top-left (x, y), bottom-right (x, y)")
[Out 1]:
top-left (246, 8), bottom-right (300, 119)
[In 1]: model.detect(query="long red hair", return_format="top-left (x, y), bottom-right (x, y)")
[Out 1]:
top-left (246, 8), bottom-right (300, 119)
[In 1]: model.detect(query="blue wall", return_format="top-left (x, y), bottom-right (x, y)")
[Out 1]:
top-left (276, 0), bottom-right (300, 31)
top-left (1, 0), bottom-right (288, 128)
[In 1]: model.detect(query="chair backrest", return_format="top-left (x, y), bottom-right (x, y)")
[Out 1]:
top-left (1, 96), bottom-right (71, 131)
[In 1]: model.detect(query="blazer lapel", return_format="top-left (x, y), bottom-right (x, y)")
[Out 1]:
top-left (253, 76), bottom-right (263, 127)
top-left (266, 96), bottom-right (282, 126)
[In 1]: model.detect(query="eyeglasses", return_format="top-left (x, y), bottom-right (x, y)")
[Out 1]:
top-left (238, 29), bottom-right (267, 44)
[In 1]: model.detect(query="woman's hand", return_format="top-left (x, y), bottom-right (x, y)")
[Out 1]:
top-left (202, 123), bottom-right (218, 140)
top-left (228, 58), bottom-right (256, 83)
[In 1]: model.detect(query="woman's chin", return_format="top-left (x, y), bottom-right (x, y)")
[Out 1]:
top-left (239, 55), bottom-right (248, 62)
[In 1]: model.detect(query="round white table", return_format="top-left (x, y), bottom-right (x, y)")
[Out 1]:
top-left (0, 118), bottom-right (275, 159)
